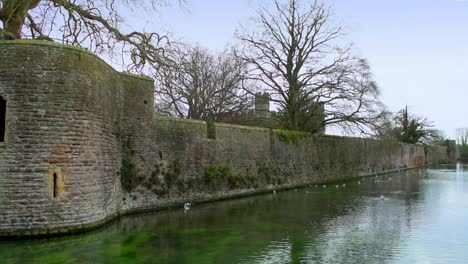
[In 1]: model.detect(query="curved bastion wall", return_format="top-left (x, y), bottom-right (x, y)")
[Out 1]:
top-left (0, 41), bottom-right (154, 236)
top-left (0, 41), bottom-right (449, 237)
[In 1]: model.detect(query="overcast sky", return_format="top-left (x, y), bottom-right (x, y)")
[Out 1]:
top-left (127, 0), bottom-right (468, 138)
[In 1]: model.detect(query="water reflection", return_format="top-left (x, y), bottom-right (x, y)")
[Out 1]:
top-left (1, 167), bottom-right (468, 263)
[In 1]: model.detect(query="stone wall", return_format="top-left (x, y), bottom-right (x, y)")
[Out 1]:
top-left (425, 145), bottom-right (450, 165)
top-left (0, 40), bottom-right (153, 236)
top-left (120, 120), bottom-right (430, 214)
top-left (0, 41), bottom-right (450, 237)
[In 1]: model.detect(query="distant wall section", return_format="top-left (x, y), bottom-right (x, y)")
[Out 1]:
top-left (425, 146), bottom-right (450, 165)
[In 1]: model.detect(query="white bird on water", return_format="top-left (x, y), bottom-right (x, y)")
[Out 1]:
top-left (184, 202), bottom-right (191, 211)
top-left (380, 195), bottom-right (385, 200)
top-left (273, 190), bottom-right (276, 195)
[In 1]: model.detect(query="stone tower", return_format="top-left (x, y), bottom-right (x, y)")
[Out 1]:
top-left (255, 92), bottom-right (270, 119)
top-left (0, 40), bottom-right (154, 237)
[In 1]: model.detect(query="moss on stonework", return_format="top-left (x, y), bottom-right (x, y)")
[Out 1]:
top-left (204, 163), bottom-right (252, 189)
top-left (121, 150), bottom-right (139, 192)
top-left (164, 159), bottom-right (182, 186)
top-left (274, 129), bottom-right (313, 144)
top-left (139, 159), bottom-right (185, 197)
top-left (255, 161), bottom-right (287, 185)
top-left (205, 163), bottom-right (233, 183)
top-left (203, 162), bottom-right (287, 190)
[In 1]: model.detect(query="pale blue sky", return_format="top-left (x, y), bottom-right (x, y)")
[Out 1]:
top-left (127, 0), bottom-right (468, 138)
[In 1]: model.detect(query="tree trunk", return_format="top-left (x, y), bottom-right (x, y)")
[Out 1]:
top-left (287, 107), bottom-right (299, 131)
top-left (287, 84), bottom-right (301, 131)
top-left (0, 0), bottom-right (41, 39)
top-left (2, 18), bottom-right (23, 38)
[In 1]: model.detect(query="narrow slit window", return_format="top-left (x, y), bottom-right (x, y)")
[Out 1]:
top-left (53, 173), bottom-right (58, 198)
top-left (0, 97), bottom-right (6, 142)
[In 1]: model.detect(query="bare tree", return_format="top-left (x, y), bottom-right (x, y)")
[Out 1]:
top-left (374, 110), bottom-right (398, 141)
top-left (235, 0), bottom-right (382, 133)
top-left (456, 128), bottom-right (468, 160)
top-left (456, 128), bottom-right (468, 145)
top-left (155, 44), bottom-right (252, 122)
top-left (0, 0), bottom-right (184, 70)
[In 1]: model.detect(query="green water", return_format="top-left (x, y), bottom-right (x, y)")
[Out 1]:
top-left (2, 165), bottom-right (468, 264)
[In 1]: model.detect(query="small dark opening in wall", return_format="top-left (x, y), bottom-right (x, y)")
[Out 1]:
top-left (53, 173), bottom-right (58, 198)
top-left (159, 151), bottom-right (163, 160)
top-left (144, 100), bottom-right (148, 105)
top-left (0, 97), bottom-right (6, 142)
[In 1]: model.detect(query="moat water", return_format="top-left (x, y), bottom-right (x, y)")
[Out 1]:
top-left (1, 165), bottom-right (468, 264)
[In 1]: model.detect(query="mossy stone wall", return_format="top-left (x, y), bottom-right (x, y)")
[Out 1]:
top-left (0, 41), bottom-right (450, 237)
top-left (0, 41), bottom-right (153, 236)
top-left (121, 119), bottom-right (444, 215)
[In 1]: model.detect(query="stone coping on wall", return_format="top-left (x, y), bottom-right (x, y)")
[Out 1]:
top-left (119, 72), bottom-right (154, 82)
top-left (213, 122), bottom-right (271, 132)
top-left (154, 116), bottom-right (207, 125)
top-left (320, 134), bottom-right (437, 148)
top-left (154, 116), bottom-right (272, 132)
top-left (0, 40), bottom-right (154, 82)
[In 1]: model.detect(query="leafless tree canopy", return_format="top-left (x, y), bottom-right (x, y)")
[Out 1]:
top-left (456, 128), bottom-right (468, 145)
top-left (1, 0), bottom-right (384, 133)
top-left (0, 0), bottom-right (184, 70)
top-left (155, 45), bottom-right (252, 122)
top-left (235, 0), bottom-right (383, 134)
